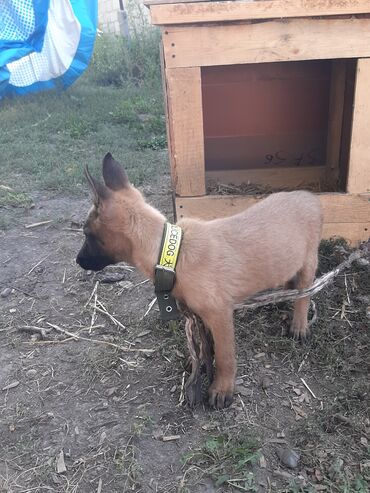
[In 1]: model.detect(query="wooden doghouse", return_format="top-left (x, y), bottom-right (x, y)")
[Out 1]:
top-left (145, 0), bottom-right (370, 245)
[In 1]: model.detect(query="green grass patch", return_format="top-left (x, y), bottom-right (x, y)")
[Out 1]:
top-left (0, 188), bottom-right (33, 208)
top-left (183, 432), bottom-right (260, 491)
top-left (0, 28), bottom-right (167, 196)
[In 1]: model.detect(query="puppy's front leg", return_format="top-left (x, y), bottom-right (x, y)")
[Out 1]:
top-left (200, 307), bottom-right (236, 409)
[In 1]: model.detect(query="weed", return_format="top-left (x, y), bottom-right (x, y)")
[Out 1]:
top-left (0, 189), bottom-right (32, 208)
top-left (132, 411), bottom-right (153, 437)
top-left (113, 439), bottom-right (142, 490)
top-left (66, 118), bottom-right (97, 139)
top-left (137, 135), bottom-right (167, 151)
top-left (87, 30), bottom-right (161, 90)
top-left (183, 432), bottom-right (260, 491)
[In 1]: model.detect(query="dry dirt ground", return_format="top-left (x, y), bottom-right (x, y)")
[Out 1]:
top-left (0, 184), bottom-right (369, 493)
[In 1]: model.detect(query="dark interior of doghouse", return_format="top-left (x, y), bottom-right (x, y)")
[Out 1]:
top-left (201, 59), bottom-right (356, 191)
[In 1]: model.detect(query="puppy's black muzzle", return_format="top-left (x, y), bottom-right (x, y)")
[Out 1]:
top-left (76, 241), bottom-right (114, 271)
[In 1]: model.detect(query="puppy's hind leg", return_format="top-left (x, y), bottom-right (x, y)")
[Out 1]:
top-left (290, 254), bottom-right (318, 341)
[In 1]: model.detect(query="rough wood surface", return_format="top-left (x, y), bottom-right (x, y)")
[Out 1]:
top-left (325, 60), bottom-right (346, 189)
top-left (176, 193), bottom-right (370, 245)
top-left (163, 18), bottom-right (370, 68)
top-left (165, 67), bottom-right (206, 196)
top-left (147, 0), bottom-right (370, 24)
top-left (347, 58), bottom-right (370, 194)
top-left (206, 166), bottom-right (327, 189)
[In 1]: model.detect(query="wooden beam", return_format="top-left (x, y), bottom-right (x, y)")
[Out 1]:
top-left (322, 223), bottom-right (370, 245)
top-left (347, 58), bottom-right (370, 194)
top-left (165, 67), bottom-right (206, 196)
top-left (163, 18), bottom-right (370, 68)
top-left (148, 0), bottom-right (370, 25)
top-left (176, 194), bottom-right (370, 244)
top-left (206, 166), bottom-right (327, 189)
top-left (176, 193), bottom-right (370, 224)
top-left (325, 60), bottom-right (346, 188)
top-left (160, 41), bottom-right (177, 192)
top-left (145, 0), bottom-right (208, 6)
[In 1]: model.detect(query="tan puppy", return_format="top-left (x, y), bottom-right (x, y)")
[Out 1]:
top-left (77, 153), bottom-right (323, 409)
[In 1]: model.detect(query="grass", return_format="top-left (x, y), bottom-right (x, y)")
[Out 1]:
top-left (183, 432), bottom-right (260, 491)
top-left (0, 188), bottom-right (33, 208)
top-left (0, 26), bottom-right (167, 198)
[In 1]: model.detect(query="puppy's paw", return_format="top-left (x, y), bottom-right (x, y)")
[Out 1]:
top-left (208, 385), bottom-right (234, 410)
top-left (185, 378), bottom-right (203, 407)
top-left (289, 325), bottom-right (310, 343)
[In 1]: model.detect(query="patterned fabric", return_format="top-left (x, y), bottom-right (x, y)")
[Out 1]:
top-left (0, 0), bottom-right (35, 41)
top-left (0, 0), bottom-right (97, 98)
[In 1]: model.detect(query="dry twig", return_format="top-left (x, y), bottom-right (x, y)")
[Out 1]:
top-left (19, 325), bottom-right (52, 340)
top-left (46, 322), bottom-right (154, 354)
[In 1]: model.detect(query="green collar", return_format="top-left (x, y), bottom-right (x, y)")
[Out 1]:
top-left (154, 223), bottom-right (183, 321)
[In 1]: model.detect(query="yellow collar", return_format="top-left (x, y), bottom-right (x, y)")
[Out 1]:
top-left (158, 222), bottom-right (182, 272)
top-left (154, 223), bottom-right (182, 321)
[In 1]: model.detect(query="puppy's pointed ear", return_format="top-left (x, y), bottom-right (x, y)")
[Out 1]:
top-left (102, 153), bottom-right (129, 191)
top-left (84, 165), bottom-right (109, 204)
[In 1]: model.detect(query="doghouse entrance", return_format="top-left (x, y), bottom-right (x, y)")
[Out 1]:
top-left (202, 59), bottom-right (355, 191)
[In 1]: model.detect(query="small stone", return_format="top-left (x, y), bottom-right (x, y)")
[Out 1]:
top-left (99, 431), bottom-right (107, 446)
top-left (293, 387), bottom-right (302, 396)
top-left (357, 257), bottom-right (370, 267)
top-left (360, 437), bottom-right (368, 448)
top-left (235, 385), bottom-right (253, 397)
top-left (106, 387), bottom-right (118, 397)
top-left (366, 307), bottom-right (370, 319)
top-left (9, 308), bottom-right (16, 313)
top-left (56, 450), bottom-right (67, 474)
top-left (254, 352), bottom-right (266, 359)
top-left (277, 431), bottom-right (285, 438)
top-left (95, 271), bottom-right (127, 283)
top-left (259, 455), bottom-right (267, 468)
top-left (118, 280), bottom-right (134, 290)
top-left (170, 385), bottom-right (177, 393)
top-left (235, 377), bottom-right (244, 385)
top-left (277, 448), bottom-right (300, 469)
top-left (1, 288), bottom-right (11, 298)
top-left (261, 376), bottom-right (272, 390)
top-left (26, 369), bottom-right (37, 378)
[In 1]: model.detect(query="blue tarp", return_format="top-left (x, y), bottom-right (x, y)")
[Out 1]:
top-left (0, 0), bottom-right (97, 98)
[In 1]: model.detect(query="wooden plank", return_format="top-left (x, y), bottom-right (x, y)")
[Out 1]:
top-left (176, 193), bottom-right (370, 224)
top-left (338, 60), bottom-right (356, 191)
top-left (347, 58), bottom-right (370, 194)
top-left (176, 194), bottom-right (370, 245)
top-left (325, 60), bottom-right (346, 188)
top-left (149, 0), bottom-right (370, 25)
top-left (160, 41), bottom-right (177, 191)
top-left (165, 67), bottom-right (206, 196)
top-left (322, 223), bottom-right (370, 245)
top-left (145, 0), bottom-right (208, 7)
top-left (206, 166), bottom-right (327, 189)
top-left (163, 18), bottom-right (370, 68)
